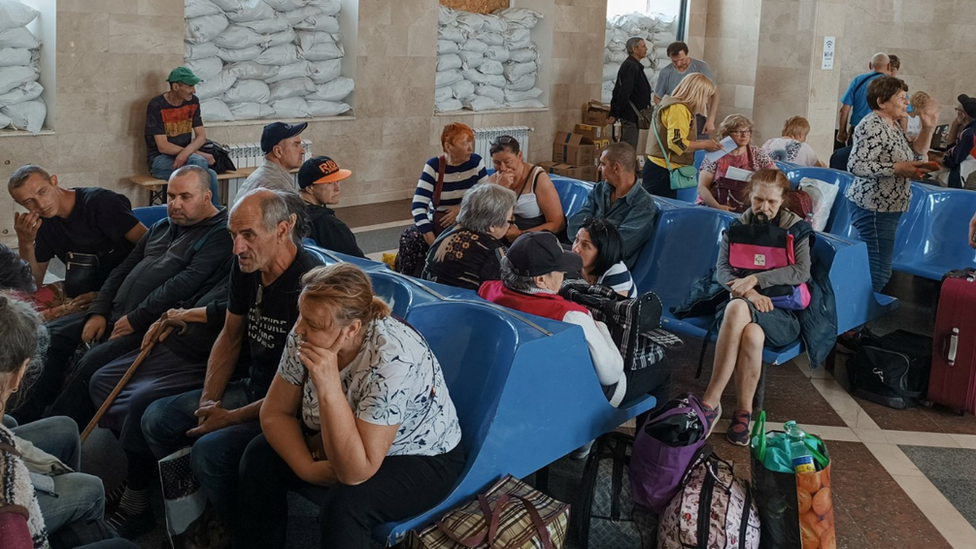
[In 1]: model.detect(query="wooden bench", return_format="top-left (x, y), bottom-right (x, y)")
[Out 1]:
top-left (130, 166), bottom-right (302, 205)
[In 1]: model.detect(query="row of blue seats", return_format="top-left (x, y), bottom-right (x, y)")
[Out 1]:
top-left (548, 176), bottom-right (897, 366)
top-left (130, 205), bottom-right (656, 546)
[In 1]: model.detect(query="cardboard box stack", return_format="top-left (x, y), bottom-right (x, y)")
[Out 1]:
top-left (539, 101), bottom-right (614, 183)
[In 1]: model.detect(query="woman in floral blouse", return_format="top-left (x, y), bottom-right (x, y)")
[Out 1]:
top-left (236, 264), bottom-right (464, 549)
top-left (845, 76), bottom-right (938, 292)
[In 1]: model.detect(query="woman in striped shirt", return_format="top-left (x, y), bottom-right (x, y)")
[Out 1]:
top-left (571, 217), bottom-right (637, 298)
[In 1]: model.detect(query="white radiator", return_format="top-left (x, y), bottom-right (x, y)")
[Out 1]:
top-left (473, 126), bottom-right (532, 162)
top-left (224, 139), bottom-right (312, 204)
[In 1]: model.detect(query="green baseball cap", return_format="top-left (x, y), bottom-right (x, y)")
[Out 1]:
top-left (167, 67), bottom-right (201, 86)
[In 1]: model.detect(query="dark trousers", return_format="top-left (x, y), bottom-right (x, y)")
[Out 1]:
top-left (620, 119), bottom-right (640, 152)
top-left (829, 146), bottom-right (852, 171)
top-left (851, 205), bottom-right (902, 293)
top-left (12, 312), bottom-right (140, 424)
top-left (642, 159), bottom-right (676, 199)
top-left (89, 345), bottom-right (208, 488)
top-left (236, 435), bottom-right (465, 549)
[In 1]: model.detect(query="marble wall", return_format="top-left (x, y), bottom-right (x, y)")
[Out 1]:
top-left (699, 0), bottom-right (761, 131)
top-left (0, 0), bottom-right (605, 245)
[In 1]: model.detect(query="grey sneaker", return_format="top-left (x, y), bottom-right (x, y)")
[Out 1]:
top-left (703, 402), bottom-right (722, 439)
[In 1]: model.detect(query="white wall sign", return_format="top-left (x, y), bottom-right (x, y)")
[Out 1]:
top-left (822, 36), bottom-right (835, 70)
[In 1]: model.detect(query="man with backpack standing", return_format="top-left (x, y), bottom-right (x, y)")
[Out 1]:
top-left (609, 37), bottom-right (652, 151)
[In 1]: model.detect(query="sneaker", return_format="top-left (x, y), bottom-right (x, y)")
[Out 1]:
top-left (570, 440), bottom-right (595, 460)
top-left (726, 410), bottom-right (752, 446)
top-left (702, 402), bottom-right (722, 439)
top-left (107, 507), bottom-right (155, 541)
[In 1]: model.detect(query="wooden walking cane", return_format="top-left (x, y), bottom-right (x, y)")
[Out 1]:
top-left (80, 318), bottom-right (188, 443)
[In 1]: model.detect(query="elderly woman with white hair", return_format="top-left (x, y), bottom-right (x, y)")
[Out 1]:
top-left (423, 183), bottom-right (517, 291)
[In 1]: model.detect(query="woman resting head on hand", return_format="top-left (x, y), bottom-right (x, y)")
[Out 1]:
top-left (571, 217), bottom-right (637, 298)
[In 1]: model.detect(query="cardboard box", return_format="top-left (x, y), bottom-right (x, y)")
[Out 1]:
top-left (575, 123), bottom-right (612, 142)
top-left (538, 161), bottom-right (583, 180)
top-left (592, 138), bottom-right (612, 162)
top-left (552, 132), bottom-right (596, 166)
top-left (579, 165), bottom-right (599, 182)
top-left (583, 100), bottom-right (612, 126)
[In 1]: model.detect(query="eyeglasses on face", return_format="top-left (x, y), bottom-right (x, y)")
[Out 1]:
top-left (729, 129), bottom-right (752, 135)
top-left (507, 218), bottom-right (517, 226)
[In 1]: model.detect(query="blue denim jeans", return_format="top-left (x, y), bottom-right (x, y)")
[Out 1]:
top-left (150, 153), bottom-right (220, 205)
top-left (850, 205), bottom-right (902, 293)
top-left (141, 380), bottom-right (261, 524)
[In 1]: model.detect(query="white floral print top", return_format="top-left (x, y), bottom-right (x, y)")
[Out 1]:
top-left (277, 316), bottom-right (462, 456)
top-left (845, 111), bottom-right (924, 213)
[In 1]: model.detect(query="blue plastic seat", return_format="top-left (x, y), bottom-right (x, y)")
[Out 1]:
top-left (132, 205), bottom-right (168, 227)
top-left (890, 184), bottom-right (976, 279)
top-left (549, 175), bottom-right (594, 218)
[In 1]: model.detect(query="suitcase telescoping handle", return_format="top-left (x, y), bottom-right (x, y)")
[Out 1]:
top-left (945, 327), bottom-right (959, 366)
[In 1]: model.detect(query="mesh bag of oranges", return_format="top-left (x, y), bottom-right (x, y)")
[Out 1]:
top-left (750, 412), bottom-right (835, 549)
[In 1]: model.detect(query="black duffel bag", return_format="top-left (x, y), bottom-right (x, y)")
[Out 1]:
top-left (847, 329), bottom-right (931, 409)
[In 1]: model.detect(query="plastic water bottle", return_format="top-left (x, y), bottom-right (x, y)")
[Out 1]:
top-left (784, 420), bottom-right (815, 474)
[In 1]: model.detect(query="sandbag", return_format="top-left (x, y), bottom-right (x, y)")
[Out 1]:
top-left (185, 42), bottom-right (220, 61)
top-left (264, 0), bottom-right (307, 11)
top-left (473, 31), bottom-right (504, 46)
top-left (185, 0), bottom-right (222, 19)
top-left (295, 14), bottom-right (339, 33)
top-left (483, 74), bottom-right (507, 88)
top-left (213, 25), bottom-right (263, 49)
top-left (296, 30), bottom-right (337, 53)
top-left (0, 1), bottom-right (39, 32)
top-left (478, 59), bottom-right (504, 76)
top-left (504, 86), bottom-right (543, 102)
top-left (216, 45), bottom-right (262, 63)
top-left (0, 65), bottom-right (37, 94)
top-left (226, 0), bottom-right (275, 23)
top-left (494, 7), bottom-right (542, 29)
top-left (603, 63), bottom-right (620, 81)
top-left (307, 100), bottom-right (351, 117)
top-left (474, 84), bottom-right (504, 103)
top-left (506, 99), bottom-right (545, 109)
top-left (224, 61), bottom-right (279, 80)
top-left (272, 97), bottom-right (311, 118)
top-left (435, 97), bottom-right (462, 113)
top-left (308, 59), bottom-right (341, 83)
top-left (307, 0), bottom-right (340, 16)
top-left (437, 39), bottom-right (460, 55)
top-left (238, 15), bottom-right (291, 35)
top-left (280, 5), bottom-right (323, 26)
top-left (463, 95), bottom-right (500, 112)
top-left (458, 50), bottom-right (484, 69)
top-left (461, 38), bottom-right (488, 53)
top-left (455, 12), bottom-right (486, 33)
top-left (480, 14), bottom-right (508, 33)
top-left (461, 69), bottom-right (489, 84)
top-left (254, 44), bottom-right (300, 65)
top-left (306, 77), bottom-right (354, 101)
top-left (503, 60), bottom-right (536, 80)
top-left (265, 28), bottom-right (298, 48)
top-left (483, 45), bottom-right (509, 63)
top-left (200, 97), bottom-right (234, 122)
top-left (269, 77), bottom-right (316, 101)
top-left (228, 101), bottom-right (275, 120)
top-left (434, 86), bottom-right (454, 103)
top-left (0, 46), bottom-right (31, 66)
top-left (1, 98), bottom-right (45, 133)
top-left (223, 79), bottom-right (271, 104)
top-left (303, 40), bottom-right (343, 61)
top-left (508, 48), bottom-right (538, 63)
top-left (0, 80), bottom-right (41, 106)
top-left (0, 27), bottom-right (40, 49)
top-left (438, 5), bottom-right (458, 26)
top-left (436, 53), bottom-right (463, 72)
top-left (505, 73), bottom-right (535, 92)
top-left (0, 110), bottom-right (11, 128)
top-left (606, 49), bottom-right (628, 63)
top-left (435, 69), bottom-right (463, 88)
top-left (184, 56), bottom-right (224, 81)
top-left (266, 61), bottom-right (312, 84)
top-left (195, 72), bottom-right (237, 100)
top-left (504, 27), bottom-right (531, 45)
top-left (210, 0), bottom-right (247, 12)
top-left (451, 79), bottom-right (475, 100)
top-left (185, 14), bottom-right (229, 45)
top-left (437, 26), bottom-right (465, 44)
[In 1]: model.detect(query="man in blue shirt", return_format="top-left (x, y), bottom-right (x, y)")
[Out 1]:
top-left (836, 53), bottom-right (890, 145)
top-left (568, 143), bottom-right (657, 269)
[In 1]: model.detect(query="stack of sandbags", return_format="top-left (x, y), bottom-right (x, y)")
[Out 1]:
top-left (601, 12), bottom-right (677, 103)
top-left (0, 0), bottom-right (45, 134)
top-left (184, 0), bottom-right (354, 122)
top-left (435, 5), bottom-right (545, 113)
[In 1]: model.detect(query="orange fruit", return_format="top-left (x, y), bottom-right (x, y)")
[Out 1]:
top-left (820, 527), bottom-right (836, 549)
top-left (813, 487), bottom-right (832, 516)
top-left (798, 488), bottom-right (812, 513)
top-left (801, 511), bottom-right (820, 530)
top-left (800, 522), bottom-right (820, 549)
top-left (820, 466), bottom-right (831, 488)
top-left (798, 471), bottom-right (821, 494)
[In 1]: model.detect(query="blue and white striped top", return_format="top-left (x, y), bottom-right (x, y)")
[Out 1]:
top-left (412, 155), bottom-right (488, 234)
top-left (597, 261), bottom-right (637, 298)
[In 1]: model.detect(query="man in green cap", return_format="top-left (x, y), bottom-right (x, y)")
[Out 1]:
top-left (144, 67), bottom-right (220, 204)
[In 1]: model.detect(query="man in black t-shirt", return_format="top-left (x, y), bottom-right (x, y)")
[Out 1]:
top-left (297, 155), bottom-right (365, 257)
top-left (143, 188), bottom-right (322, 526)
top-left (145, 67), bottom-right (219, 204)
top-left (8, 164), bottom-right (147, 296)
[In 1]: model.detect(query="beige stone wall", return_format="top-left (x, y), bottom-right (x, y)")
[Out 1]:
top-left (0, 0), bottom-right (605, 245)
top-left (700, 0), bottom-right (760, 132)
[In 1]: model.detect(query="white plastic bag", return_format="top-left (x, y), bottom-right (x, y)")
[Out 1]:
top-left (185, 14), bottom-right (229, 45)
top-left (229, 101), bottom-right (275, 120)
top-left (0, 1), bottom-right (39, 32)
top-left (504, 87), bottom-right (542, 102)
top-left (0, 80), bottom-right (41, 105)
top-left (272, 97), bottom-right (311, 118)
top-left (266, 61), bottom-right (312, 84)
top-left (307, 100), bottom-right (351, 116)
top-left (478, 60), bottom-right (504, 76)
top-left (185, 42), bottom-right (220, 61)
top-left (475, 85), bottom-right (504, 103)
top-left (224, 61), bottom-right (279, 80)
top-left (435, 69), bottom-right (463, 88)
top-left (200, 97), bottom-right (234, 122)
top-left (458, 50), bottom-right (484, 70)
top-left (238, 15), bottom-right (291, 35)
top-left (798, 177), bottom-right (839, 232)
top-left (306, 77), bottom-right (353, 101)
top-left (226, 0), bottom-right (275, 23)
top-left (223, 79), bottom-right (271, 104)
top-left (308, 59), bottom-right (341, 83)
top-left (0, 27), bottom-right (40, 49)
top-left (254, 44), bottom-right (300, 65)
top-left (185, 0), bottom-right (222, 19)
top-left (185, 56), bottom-right (224, 81)
top-left (0, 64), bottom-right (37, 94)
top-left (436, 54), bottom-right (463, 72)
top-left (194, 72), bottom-right (237, 100)
top-left (303, 40), bottom-right (344, 61)
top-left (1, 98), bottom-right (44, 133)
top-left (451, 79), bottom-right (475, 100)
top-left (503, 61), bottom-right (536, 81)
top-left (0, 46), bottom-right (31, 66)
top-left (269, 77), bottom-right (316, 101)
top-left (216, 45), bottom-right (262, 63)
top-left (461, 39), bottom-right (488, 53)
top-left (483, 46), bottom-right (509, 63)
top-left (213, 25), bottom-right (263, 49)
top-left (437, 39), bottom-right (460, 55)
top-left (508, 48), bottom-right (537, 63)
